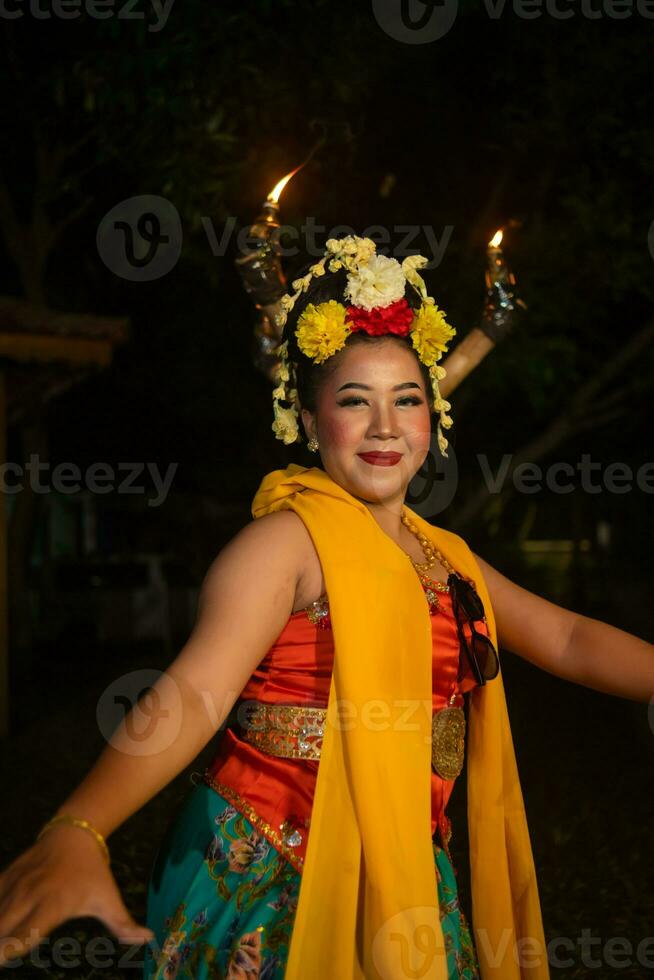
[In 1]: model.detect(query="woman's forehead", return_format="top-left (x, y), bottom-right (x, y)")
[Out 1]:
top-left (330, 341), bottom-right (421, 378)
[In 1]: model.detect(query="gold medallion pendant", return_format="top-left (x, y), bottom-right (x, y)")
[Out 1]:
top-left (431, 705), bottom-right (466, 780)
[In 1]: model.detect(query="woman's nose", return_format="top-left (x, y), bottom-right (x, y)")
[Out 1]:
top-left (367, 403), bottom-right (398, 439)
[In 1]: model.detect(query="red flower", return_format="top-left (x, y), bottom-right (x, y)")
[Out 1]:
top-left (345, 298), bottom-right (414, 337)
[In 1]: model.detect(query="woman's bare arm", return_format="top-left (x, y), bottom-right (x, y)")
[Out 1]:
top-left (50, 509), bottom-right (308, 838)
top-left (0, 509), bottom-right (309, 965)
top-left (474, 553), bottom-right (654, 703)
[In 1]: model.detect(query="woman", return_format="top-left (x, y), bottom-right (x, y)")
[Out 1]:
top-left (0, 236), bottom-right (651, 980)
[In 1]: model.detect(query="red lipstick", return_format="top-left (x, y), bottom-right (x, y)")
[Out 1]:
top-left (357, 452), bottom-right (403, 466)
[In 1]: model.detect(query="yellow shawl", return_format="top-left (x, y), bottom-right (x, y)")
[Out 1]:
top-left (252, 464), bottom-right (549, 979)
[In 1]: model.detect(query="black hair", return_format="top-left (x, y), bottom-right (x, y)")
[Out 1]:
top-left (281, 263), bottom-right (435, 417)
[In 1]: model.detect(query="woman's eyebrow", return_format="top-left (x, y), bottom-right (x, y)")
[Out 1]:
top-left (336, 381), bottom-right (422, 392)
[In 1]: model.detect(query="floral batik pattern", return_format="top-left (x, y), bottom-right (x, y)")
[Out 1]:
top-left (434, 841), bottom-right (480, 978)
top-left (143, 782), bottom-right (479, 979)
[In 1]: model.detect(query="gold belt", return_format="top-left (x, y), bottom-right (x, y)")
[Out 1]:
top-left (239, 699), bottom-right (466, 780)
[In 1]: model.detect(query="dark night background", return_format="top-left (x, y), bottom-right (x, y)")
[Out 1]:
top-left (0, 2), bottom-right (653, 977)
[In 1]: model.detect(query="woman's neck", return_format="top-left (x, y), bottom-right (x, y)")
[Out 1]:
top-left (360, 497), bottom-right (406, 547)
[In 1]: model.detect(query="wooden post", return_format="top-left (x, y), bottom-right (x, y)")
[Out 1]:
top-left (0, 366), bottom-right (8, 737)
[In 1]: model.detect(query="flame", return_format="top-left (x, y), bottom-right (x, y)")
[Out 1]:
top-left (488, 229), bottom-right (503, 248)
top-left (267, 164), bottom-right (304, 204)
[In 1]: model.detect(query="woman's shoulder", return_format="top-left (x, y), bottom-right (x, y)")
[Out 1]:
top-left (222, 511), bottom-right (315, 588)
top-left (241, 509), bottom-right (311, 550)
top-left (241, 511), bottom-right (324, 613)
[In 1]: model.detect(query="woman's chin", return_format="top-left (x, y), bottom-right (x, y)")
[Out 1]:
top-left (343, 468), bottom-right (411, 505)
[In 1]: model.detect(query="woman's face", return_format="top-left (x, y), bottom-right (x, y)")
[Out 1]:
top-left (300, 339), bottom-right (433, 506)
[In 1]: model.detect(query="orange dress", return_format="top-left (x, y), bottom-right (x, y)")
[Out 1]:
top-left (203, 583), bottom-right (481, 875)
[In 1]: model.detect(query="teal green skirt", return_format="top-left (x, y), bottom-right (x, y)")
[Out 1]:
top-left (143, 780), bottom-right (479, 979)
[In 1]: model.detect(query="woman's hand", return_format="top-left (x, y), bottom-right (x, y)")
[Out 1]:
top-left (0, 825), bottom-right (155, 969)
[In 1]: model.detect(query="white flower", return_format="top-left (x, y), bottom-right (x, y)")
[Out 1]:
top-left (344, 254), bottom-right (406, 311)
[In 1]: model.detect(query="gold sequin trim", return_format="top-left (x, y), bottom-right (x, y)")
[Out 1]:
top-left (240, 702), bottom-right (325, 760)
top-left (202, 770), bottom-right (306, 874)
top-left (304, 593), bottom-right (331, 629)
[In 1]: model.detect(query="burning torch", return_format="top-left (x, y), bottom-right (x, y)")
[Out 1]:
top-left (439, 227), bottom-right (527, 398)
top-left (234, 167), bottom-right (305, 382)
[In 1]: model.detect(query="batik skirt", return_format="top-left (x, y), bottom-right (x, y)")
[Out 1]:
top-left (142, 779), bottom-right (480, 979)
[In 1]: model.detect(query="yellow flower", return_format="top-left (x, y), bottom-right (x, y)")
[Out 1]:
top-left (296, 300), bottom-right (351, 364)
top-left (410, 303), bottom-right (456, 367)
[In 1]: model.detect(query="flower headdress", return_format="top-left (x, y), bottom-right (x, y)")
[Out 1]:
top-left (271, 235), bottom-right (456, 456)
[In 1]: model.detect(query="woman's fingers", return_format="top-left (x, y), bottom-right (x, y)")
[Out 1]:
top-left (0, 892), bottom-right (39, 962)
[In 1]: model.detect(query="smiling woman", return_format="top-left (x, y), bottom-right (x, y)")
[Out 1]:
top-left (137, 237), bottom-right (652, 980)
top-left (1, 235), bottom-right (651, 980)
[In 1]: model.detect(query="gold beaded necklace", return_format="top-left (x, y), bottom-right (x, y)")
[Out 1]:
top-left (400, 509), bottom-right (454, 597)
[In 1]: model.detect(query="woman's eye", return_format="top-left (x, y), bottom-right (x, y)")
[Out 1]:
top-left (337, 396), bottom-right (423, 407)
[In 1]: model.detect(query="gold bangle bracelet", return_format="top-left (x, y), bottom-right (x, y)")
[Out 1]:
top-left (36, 815), bottom-right (110, 865)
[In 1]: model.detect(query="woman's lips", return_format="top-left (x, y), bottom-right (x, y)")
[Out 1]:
top-left (356, 452), bottom-right (403, 467)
